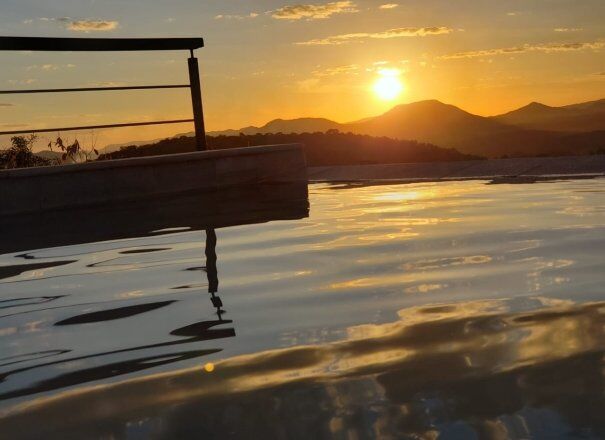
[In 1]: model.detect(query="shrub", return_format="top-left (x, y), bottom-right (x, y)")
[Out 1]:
top-left (0, 135), bottom-right (53, 170)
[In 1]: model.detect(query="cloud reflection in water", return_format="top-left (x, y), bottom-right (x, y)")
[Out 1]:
top-left (3, 298), bottom-right (605, 438)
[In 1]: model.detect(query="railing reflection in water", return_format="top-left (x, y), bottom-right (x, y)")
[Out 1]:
top-left (0, 183), bottom-right (309, 401)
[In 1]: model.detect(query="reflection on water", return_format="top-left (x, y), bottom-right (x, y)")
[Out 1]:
top-left (1, 179), bottom-right (605, 439)
top-left (0, 224), bottom-right (235, 403)
top-left (6, 299), bottom-right (605, 439)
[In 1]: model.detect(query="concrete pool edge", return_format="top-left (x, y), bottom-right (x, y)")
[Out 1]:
top-left (0, 144), bottom-right (307, 215)
top-left (308, 154), bottom-right (605, 183)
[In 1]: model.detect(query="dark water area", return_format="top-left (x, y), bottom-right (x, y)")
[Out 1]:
top-left (1, 179), bottom-right (605, 439)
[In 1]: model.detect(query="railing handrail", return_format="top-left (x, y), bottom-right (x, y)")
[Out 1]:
top-left (0, 36), bottom-right (204, 52)
top-left (0, 36), bottom-right (207, 150)
top-left (0, 84), bottom-right (190, 95)
top-left (0, 119), bottom-right (195, 136)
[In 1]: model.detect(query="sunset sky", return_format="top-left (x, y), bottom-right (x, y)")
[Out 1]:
top-left (0, 0), bottom-right (604, 148)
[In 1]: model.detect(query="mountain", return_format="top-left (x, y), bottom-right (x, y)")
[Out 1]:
top-left (343, 100), bottom-right (526, 156)
top-left (98, 131), bottom-right (479, 166)
top-left (100, 138), bottom-right (166, 155)
top-left (493, 98), bottom-right (605, 132)
top-left (342, 100), bottom-right (594, 157)
top-left (34, 150), bottom-right (63, 161)
top-left (231, 100), bottom-right (605, 158)
top-left (209, 117), bottom-right (341, 137)
top-left (105, 98), bottom-right (605, 160)
top-left (201, 100), bottom-right (566, 157)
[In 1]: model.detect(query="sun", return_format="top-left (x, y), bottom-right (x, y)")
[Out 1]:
top-left (373, 68), bottom-right (404, 101)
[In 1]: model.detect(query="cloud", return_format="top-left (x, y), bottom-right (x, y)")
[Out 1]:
top-left (27, 64), bottom-right (57, 71)
top-left (309, 59), bottom-right (409, 79)
top-left (272, 1), bottom-right (358, 20)
top-left (89, 81), bottom-right (127, 87)
top-left (312, 64), bottom-right (361, 77)
top-left (554, 28), bottom-right (583, 32)
top-left (297, 26), bottom-right (454, 45)
top-left (379, 3), bottom-right (399, 9)
top-left (375, 67), bottom-right (403, 77)
top-left (440, 40), bottom-right (605, 59)
top-left (40, 64), bottom-right (58, 71)
top-left (297, 78), bottom-right (321, 91)
top-left (57, 17), bottom-right (119, 32)
top-left (8, 79), bottom-right (37, 85)
top-left (215, 12), bottom-right (259, 20)
top-left (26, 64), bottom-right (76, 72)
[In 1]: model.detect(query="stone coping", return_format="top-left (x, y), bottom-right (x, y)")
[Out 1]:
top-left (0, 143), bottom-right (302, 179)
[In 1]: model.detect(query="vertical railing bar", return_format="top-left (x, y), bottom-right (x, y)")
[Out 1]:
top-left (188, 49), bottom-right (208, 151)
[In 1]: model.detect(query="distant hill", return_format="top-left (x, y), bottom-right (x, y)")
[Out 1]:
top-left (208, 117), bottom-right (341, 137)
top-left (201, 100), bottom-right (587, 157)
top-left (493, 99), bottom-right (605, 132)
top-left (548, 130), bottom-right (605, 155)
top-left (100, 118), bottom-right (340, 153)
top-left (342, 100), bottom-right (534, 157)
top-left (100, 138), bottom-right (166, 155)
top-left (107, 98), bottom-right (605, 160)
top-left (98, 132), bottom-right (480, 166)
top-left (34, 150), bottom-right (63, 161)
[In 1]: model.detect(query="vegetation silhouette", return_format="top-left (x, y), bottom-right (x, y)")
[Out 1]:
top-left (0, 133), bottom-right (100, 169)
top-left (49, 133), bottom-right (99, 163)
top-left (98, 130), bottom-right (480, 165)
top-left (0, 135), bottom-right (52, 169)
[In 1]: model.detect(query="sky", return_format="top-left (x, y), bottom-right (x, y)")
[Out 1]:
top-left (0, 0), bottom-right (604, 148)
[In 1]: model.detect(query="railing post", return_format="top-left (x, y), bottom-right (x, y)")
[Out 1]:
top-left (188, 51), bottom-right (207, 151)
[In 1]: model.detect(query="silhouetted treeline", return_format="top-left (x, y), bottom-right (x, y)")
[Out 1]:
top-left (98, 131), bottom-right (481, 165)
top-left (0, 135), bottom-right (53, 169)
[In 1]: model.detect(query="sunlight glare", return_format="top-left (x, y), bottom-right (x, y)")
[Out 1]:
top-left (373, 68), bottom-right (404, 101)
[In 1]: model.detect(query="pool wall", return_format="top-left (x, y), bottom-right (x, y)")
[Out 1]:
top-left (0, 144), bottom-right (307, 215)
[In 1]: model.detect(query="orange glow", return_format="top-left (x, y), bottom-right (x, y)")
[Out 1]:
top-left (373, 69), bottom-right (405, 101)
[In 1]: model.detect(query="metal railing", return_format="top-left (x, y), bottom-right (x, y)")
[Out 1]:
top-left (0, 36), bottom-right (208, 150)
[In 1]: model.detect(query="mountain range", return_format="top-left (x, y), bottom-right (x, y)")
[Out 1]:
top-left (205, 98), bottom-right (605, 158)
top-left (494, 99), bottom-right (605, 132)
top-left (102, 98), bottom-right (605, 159)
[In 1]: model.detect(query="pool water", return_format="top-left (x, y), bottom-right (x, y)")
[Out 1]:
top-left (1, 179), bottom-right (605, 439)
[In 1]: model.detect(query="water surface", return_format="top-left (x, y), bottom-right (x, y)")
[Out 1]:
top-left (1, 179), bottom-right (604, 439)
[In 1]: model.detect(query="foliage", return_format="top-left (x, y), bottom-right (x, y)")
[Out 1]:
top-left (49, 133), bottom-right (99, 163)
top-left (0, 132), bottom-right (101, 170)
top-left (0, 135), bottom-right (53, 169)
top-left (98, 131), bottom-right (482, 165)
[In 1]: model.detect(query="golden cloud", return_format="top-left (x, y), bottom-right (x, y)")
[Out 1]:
top-left (440, 41), bottom-right (605, 59)
top-left (215, 13), bottom-right (259, 20)
top-left (298, 26), bottom-right (454, 45)
top-left (57, 18), bottom-right (119, 32)
top-left (272, 1), bottom-right (358, 20)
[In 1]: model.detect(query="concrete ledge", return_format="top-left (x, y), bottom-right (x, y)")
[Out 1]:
top-left (308, 154), bottom-right (605, 182)
top-left (0, 144), bottom-right (307, 215)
